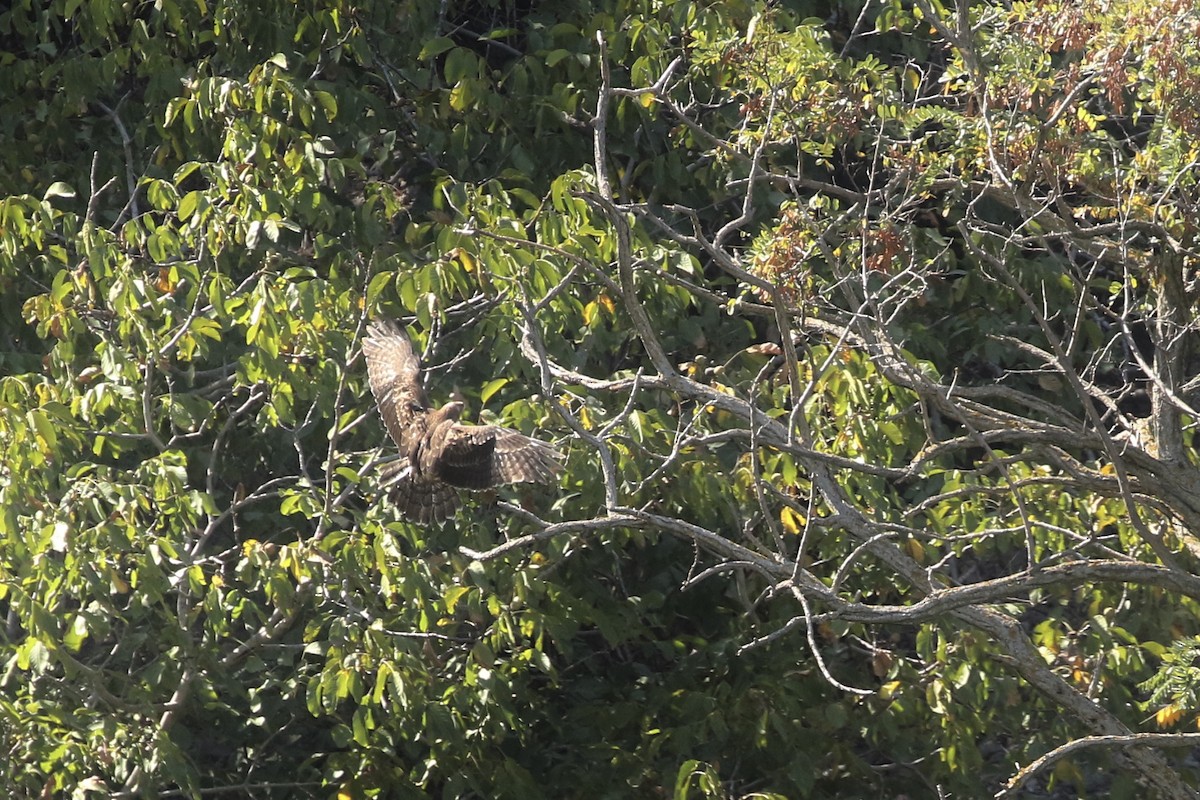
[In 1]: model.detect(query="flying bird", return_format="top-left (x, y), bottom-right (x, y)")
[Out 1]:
top-left (362, 320), bottom-right (562, 523)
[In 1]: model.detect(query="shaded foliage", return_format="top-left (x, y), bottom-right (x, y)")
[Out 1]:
top-left (4, 1), bottom-right (1200, 799)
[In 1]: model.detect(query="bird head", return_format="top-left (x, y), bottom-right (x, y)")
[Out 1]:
top-left (435, 400), bottom-right (465, 422)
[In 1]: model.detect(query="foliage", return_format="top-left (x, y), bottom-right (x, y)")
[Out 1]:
top-left (4, 0), bottom-right (1200, 798)
top-left (1141, 637), bottom-right (1200, 730)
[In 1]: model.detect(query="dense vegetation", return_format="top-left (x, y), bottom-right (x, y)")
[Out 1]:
top-left (5, 0), bottom-right (1200, 797)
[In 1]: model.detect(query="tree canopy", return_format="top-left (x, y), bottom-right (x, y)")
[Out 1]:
top-left (5, 0), bottom-right (1200, 797)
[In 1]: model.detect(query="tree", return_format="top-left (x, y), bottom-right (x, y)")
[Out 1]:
top-left (4, 0), bottom-right (1200, 798)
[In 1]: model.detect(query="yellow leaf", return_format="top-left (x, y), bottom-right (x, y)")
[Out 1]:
top-left (457, 249), bottom-right (476, 272)
top-left (583, 300), bottom-right (598, 326)
top-left (154, 267), bottom-right (176, 294)
top-left (1157, 704), bottom-right (1184, 728)
top-left (598, 293), bottom-right (616, 314)
top-left (880, 680), bottom-right (902, 699)
top-left (639, 91), bottom-right (655, 108)
top-left (780, 506), bottom-right (805, 534)
top-left (904, 537), bottom-right (925, 563)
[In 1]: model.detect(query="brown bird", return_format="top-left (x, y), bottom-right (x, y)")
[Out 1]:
top-left (362, 319), bottom-right (562, 524)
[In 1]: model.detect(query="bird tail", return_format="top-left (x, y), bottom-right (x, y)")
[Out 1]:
top-left (394, 477), bottom-right (458, 524)
top-left (378, 459), bottom-right (458, 524)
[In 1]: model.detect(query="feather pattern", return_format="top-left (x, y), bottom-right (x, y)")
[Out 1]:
top-left (362, 320), bottom-right (562, 523)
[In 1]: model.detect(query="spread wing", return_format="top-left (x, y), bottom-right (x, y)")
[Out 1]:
top-left (362, 320), bottom-right (428, 452)
top-left (362, 319), bottom-right (562, 524)
top-left (491, 428), bottom-right (563, 485)
top-left (434, 424), bottom-right (563, 490)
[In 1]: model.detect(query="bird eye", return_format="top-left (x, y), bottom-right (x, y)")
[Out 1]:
top-left (410, 403), bottom-right (424, 413)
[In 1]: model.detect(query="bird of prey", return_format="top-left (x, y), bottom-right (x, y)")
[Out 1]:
top-left (362, 320), bottom-right (562, 524)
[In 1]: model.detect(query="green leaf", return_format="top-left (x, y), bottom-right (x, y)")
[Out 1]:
top-left (173, 161), bottom-right (201, 184)
top-left (43, 181), bottom-right (75, 200)
top-left (399, 275), bottom-right (418, 311)
top-left (675, 760), bottom-right (700, 800)
top-left (480, 377), bottom-right (508, 404)
top-left (418, 36), bottom-right (455, 60)
top-left (246, 220), bottom-right (262, 250)
top-left (178, 190), bottom-right (200, 221)
top-left (66, 615), bottom-right (92, 656)
top-left (444, 585), bottom-right (470, 614)
top-left (314, 91), bottom-right (338, 121)
top-left (445, 48), bottom-right (477, 84)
